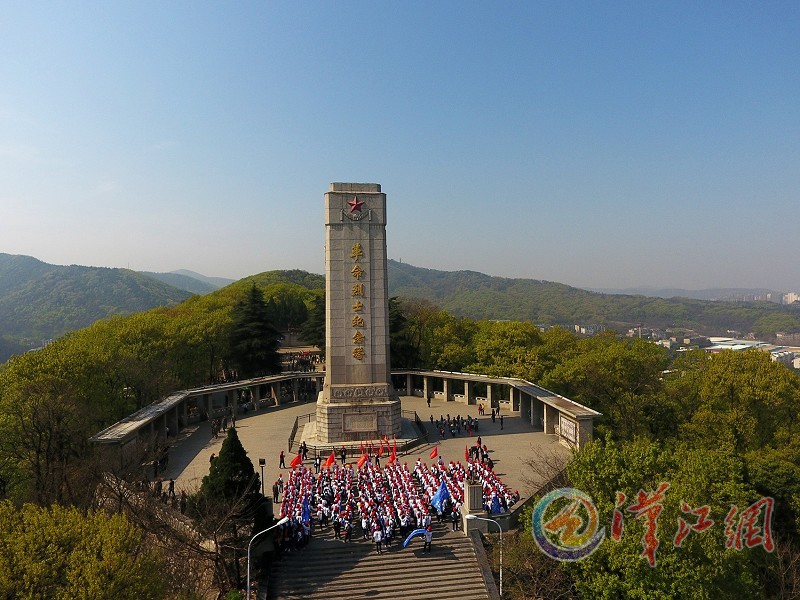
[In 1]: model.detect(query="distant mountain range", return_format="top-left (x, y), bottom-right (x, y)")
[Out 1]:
top-left (588, 286), bottom-right (785, 302)
top-left (385, 260), bottom-right (800, 337)
top-left (2, 252), bottom-right (799, 364)
top-left (140, 269), bottom-right (235, 295)
top-left (0, 254), bottom-right (193, 359)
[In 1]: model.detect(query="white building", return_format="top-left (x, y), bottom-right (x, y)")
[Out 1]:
top-left (783, 292), bottom-right (800, 305)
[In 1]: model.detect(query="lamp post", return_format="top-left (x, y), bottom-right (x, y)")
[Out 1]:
top-left (466, 514), bottom-right (503, 597)
top-left (258, 458), bottom-right (266, 496)
top-left (247, 516), bottom-right (289, 599)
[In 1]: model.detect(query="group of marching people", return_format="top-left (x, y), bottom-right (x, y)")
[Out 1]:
top-left (277, 442), bottom-right (519, 556)
top-left (278, 460), bottom-right (433, 552)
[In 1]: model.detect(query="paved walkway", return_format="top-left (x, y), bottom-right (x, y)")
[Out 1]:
top-left (165, 395), bottom-right (570, 516)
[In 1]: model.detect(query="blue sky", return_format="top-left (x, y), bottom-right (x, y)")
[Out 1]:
top-left (2, 2), bottom-right (798, 290)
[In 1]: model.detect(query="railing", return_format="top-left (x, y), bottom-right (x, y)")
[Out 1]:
top-left (286, 410), bottom-right (431, 458)
top-left (288, 412), bottom-right (315, 452)
top-left (408, 410), bottom-right (429, 444)
top-left (287, 418), bottom-right (299, 454)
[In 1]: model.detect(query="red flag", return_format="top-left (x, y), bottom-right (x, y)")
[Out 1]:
top-left (393, 438), bottom-right (397, 455)
top-left (388, 445), bottom-right (397, 465)
top-left (360, 443), bottom-right (365, 454)
top-left (323, 451), bottom-right (335, 468)
top-left (290, 453), bottom-right (303, 468)
top-left (376, 443), bottom-right (383, 457)
top-left (465, 445), bottom-right (469, 461)
top-left (429, 446), bottom-right (438, 460)
top-left (357, 453), bottom-right (368, 469)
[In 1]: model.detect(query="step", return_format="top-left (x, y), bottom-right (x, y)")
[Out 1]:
top-left (268, 530), bottom-right (489, 600)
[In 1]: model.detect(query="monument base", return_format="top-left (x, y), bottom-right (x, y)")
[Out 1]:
top-left (315, 394), bottom-right (402, 443)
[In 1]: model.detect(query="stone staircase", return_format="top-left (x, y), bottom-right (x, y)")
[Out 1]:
top-left (267, 522), bottom-right (491, 600)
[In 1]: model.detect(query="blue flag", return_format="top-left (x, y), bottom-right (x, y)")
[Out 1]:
top-left (403, 528), bottom-right (427, 548)
top-left (431, 480), bottom-right (450, 514)
top-left (301, 496), bottom-right (310, 523)
top-left (491, 495), bottom-right (502, 514)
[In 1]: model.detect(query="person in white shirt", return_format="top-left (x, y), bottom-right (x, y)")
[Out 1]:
top-left (423, 526), bottom-right (432, 553)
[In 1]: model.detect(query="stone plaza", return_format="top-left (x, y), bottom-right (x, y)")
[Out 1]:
top-left (164, 392), bottom-right (570, 518)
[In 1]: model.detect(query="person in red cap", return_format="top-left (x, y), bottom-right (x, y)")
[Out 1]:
top-left (423, 525), bottom-right (433, 553)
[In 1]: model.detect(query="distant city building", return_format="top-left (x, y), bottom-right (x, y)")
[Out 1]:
top-left (783, 292), bottom-right (800, 305)
top-left (626, 326), bottom-right (668, 341)
top-left (776, 332), bottom-right (800, 345)
top-left (682, 335), bottom-right (710, 348)
top-left (573, 324), bottom-right (606, 336)
top-left (706, 337), bottom-right (770, 352)
top-left (771, 350), bottom-right (795, 366)
top-left (665, 335), bottom-right (711, 349)
top-left (705, 337), bottom-right (796, 367)
top-left (721, 292), bottom-right (775, 303)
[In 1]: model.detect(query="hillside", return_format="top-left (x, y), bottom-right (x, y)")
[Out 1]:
top-left (3, 252), bottom-right (799, 365)
top-left (589, 285), bottom-right (783, 302)
top-left (386, 260), bottom-right (800, 337)
top-left (0, 254), bottom-right (191, 360)
top-left (171, 269), bottom-right (235, 289)
top-left (139, 271), bottom-right (220, 295)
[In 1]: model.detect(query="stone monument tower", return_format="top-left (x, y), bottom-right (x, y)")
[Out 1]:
top-left (315, 183), bottom-right (402, 443)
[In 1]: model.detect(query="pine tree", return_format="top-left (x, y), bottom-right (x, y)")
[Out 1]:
top-left (191, 427), bottom-right (263, 592)
top-left (227, 284), bottom-right (281, 377)
top-left (199, 427), bottom-right (261, 503)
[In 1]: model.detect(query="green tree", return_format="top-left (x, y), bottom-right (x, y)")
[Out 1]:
top-left (746, 445), bottom-right (800, 537)
top-left (0, 377), bottom-right (94, 506)
top-left (299, 291), bottom-right (325, 350)
top-left (397, 299), bottom-right (473, 370)
top-left (198, 428), bottom-right (260, 504)
top-left (227, 284), bottom-right (281, 377)
top-left (529, 326), bottom-right (579, 381)
top-left (0, 501), bottom-right (167, 600)
top-left (676, 349), bottom-right (800, 453)
top-left (192, 428), bottom-right (262, 592)
top-left (564, 437), bottom-right (765, 599)
top-left (264, 284), bottom-right (310, 332)
top-left (540, 333), bottom-right (669, 439)
top-left (467, 320), bottom-right (542, 379)
top-left (425, 310), bottom-right (478, 371)
top-left (389, 297), bottom-right (421, 368)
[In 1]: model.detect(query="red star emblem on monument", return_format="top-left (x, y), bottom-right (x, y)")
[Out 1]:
top-left (348, 196), bottom-right (364, 212)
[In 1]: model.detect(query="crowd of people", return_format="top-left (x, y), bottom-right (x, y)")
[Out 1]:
top-left (284, 352), bottom-right (321, 372)
top-left (277, 461), bottom-right (431, 550)
top-left (274, 445), bottom-right (519, 554)
top-left (210, 415), bottom-right (235, 438)
top-left (414, 455), bottom-right (519, 515)
top-left (430, 414), bottom-right (481, 438)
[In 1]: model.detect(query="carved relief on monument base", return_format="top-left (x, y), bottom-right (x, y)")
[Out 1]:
top-left (327, 384), bottom-right (395, 403)
top-left (342, 412), bottom-right (377, 432)
top-left (314, 400), bottom-right (402, 443)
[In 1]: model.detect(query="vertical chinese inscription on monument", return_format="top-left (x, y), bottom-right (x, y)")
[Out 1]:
top-left (350, 235), bottom-right (366, 360)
